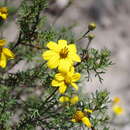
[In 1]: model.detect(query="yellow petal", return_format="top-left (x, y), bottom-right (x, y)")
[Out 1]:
top-left (47, 54), bottom-right (60, 69)
top-left (59, 96), bottom-right (70, 103)
top-left (0, 53), bottom-right (7, 68)
top-left (58, 59), bottom-right (72, 72)
top-left (112, 105), bottom-right (124, 115)
top-left (84, 109), bottom-right (93, 113)
top-left (47, 41), bottom-right (59, 51)
top-left (42, 50), bottom-right (57, 60)
top-left (72, 73), bottom-right (81, 82)
top-left (69, 53), bottom-right (81, 62)
top-left (71, 83), bottom-right (78, 91)
top-left (0, 39), bottom-right (6, 47)
top-left (82, 117), bottom-right (92, 128)
top-left (59, 84), bottom-right (67, 94)
top-left (68, 44), bottom-right (77, 53)
top-left (71, 119), bottom-right (76, 122)
top-left (1, 14), bottom-right (7, 20)
top-left (69, 66), bottom-right (75, 73)
top-left (2, 48), bottom-right (15, 59)
top-left (55, 73), bottom-right (64, 81)
top-left (70, 96), bottom-right (79, 105)
top-left (51, 80), bottom-right (63, 87)
top-left (113, 97), bottom-right (121, 104)
top-left (58, 40), bottom-right (67, 49)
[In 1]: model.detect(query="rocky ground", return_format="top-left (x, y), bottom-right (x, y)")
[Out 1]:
top-left (2, 0), bottom-right (130, 129)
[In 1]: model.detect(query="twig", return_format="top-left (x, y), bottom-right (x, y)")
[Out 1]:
top-left (76, 30), bottom-right (90, 42)
top-left (11, 31), bottom-right (22, 50)
top-left (21, 42), bottom-right (43, 49)
top-left (44, 88), bottom-right (58, 103)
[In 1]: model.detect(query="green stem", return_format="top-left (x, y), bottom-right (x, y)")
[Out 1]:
top-left (44, 88), bottom-right (58, 103)
top-left (76, 30), bottom-right (90, 42)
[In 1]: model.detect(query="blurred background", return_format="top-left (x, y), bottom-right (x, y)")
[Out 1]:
top-left (1, 0), bottom-right (130, 129)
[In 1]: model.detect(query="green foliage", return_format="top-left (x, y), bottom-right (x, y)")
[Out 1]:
top-left (77, 48), bottom-right (112, 83)
top-left (0, 0), bottom-right (113, 130)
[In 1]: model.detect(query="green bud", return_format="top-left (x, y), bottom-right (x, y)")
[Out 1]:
top-left (87, 34), bottom-right (95, 41)
top-left (88, 22), bottom-right (96, 31)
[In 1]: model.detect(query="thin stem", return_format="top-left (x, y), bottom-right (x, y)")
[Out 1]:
top-left (11, 31), bottom-right (22, 50)
top-left (21, 42), bottom-right (43, 49)
top-left (44, 88), bottom-right (58, 103)
top-left (91, 126), bottom-right (96, 130)
top-left (76, 30), bottom-right (90, 42)
top-left (86, 40), bottom-right (91, 50)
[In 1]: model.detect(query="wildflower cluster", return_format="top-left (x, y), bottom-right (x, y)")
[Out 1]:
top-left (42, 39), bottom-right (93, 127)
top-left (0, 0), bottom-right (115, 130)
top-left (112, 97), bottom-right (124, 116)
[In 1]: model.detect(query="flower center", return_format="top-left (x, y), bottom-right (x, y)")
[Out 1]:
top-left (0, 7), bottom-right (8, 14)
top-left (74, 111), bottom-right (85, 122)
top-left (60, 47), bottom-right (68, 58)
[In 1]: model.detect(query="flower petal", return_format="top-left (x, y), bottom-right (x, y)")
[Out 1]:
top-left (58, 40), bottom-right (67, 49)
top-left (42, 50), bottom-right (57, 60)
top-left (71, 83), bottom-right (78, 91)
top-left (0, 39), bottom-right (6, 47)
top-left (69, 66), bottom-right (75, 73)
top-left (71, 119), bottom-right (76, 123)
top-left (47, 41), bottom-right (58, 51)
top-left (84, 109), bottom-right (93, 113)
top-left (59, 84), bottom-right (67, 94)
top-left (58, 59), bottom-right (72, 72)
top-left (72, 73), bottom-right (81, 82)
top-left (47, 54), bottom-right (60, 69)
top-left (69, 53), bottom-right (81, 62)
top-left (112, 105), bottom-right (124, 115)
top-left (55, 73), bottom-right (64, 81)
top-left (68, 44), bottom-right (77, 53)
top-left (51, 80), bottom-right (63, 87)
top-left (2, 48), bottom-right (15, 59)
top-left (1, 14), bottom-right (7, 20)
top-left (0, 53), bottom-right (7, 68)
top-left (82, 117), bottom-right (92, 128)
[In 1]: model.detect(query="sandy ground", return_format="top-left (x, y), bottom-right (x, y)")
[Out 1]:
top-left (2, 0), bottom-right (130, 129)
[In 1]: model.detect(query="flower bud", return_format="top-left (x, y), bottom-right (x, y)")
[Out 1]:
top-left (88, 22), bottom-right (96, 31)
top-left (70, 96), bottom-right (79, 105)
top-left (87, 34), bottom-right (95, 41)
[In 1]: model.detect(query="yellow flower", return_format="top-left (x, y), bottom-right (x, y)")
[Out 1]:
top-left (0, 7), bottom-right (8, 20)
top-left (71, 111), bottom-right (92, 128)
top-left (112, 105), bottom-right (124, 115)
top-left (51, 67), bottom-right (80, 94)
top-left (113, 97), bottom-right (121, 104)
top-left (42, 40), bottom-right (81, 72)
top-left (59, 96), bottom-right (70, 103)
top-left (59, 95), bottom-right (79, 105)
top-left (0, 40), bottom-right (15, 68)
top-left (112, 97), bottom-right (124, 115)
